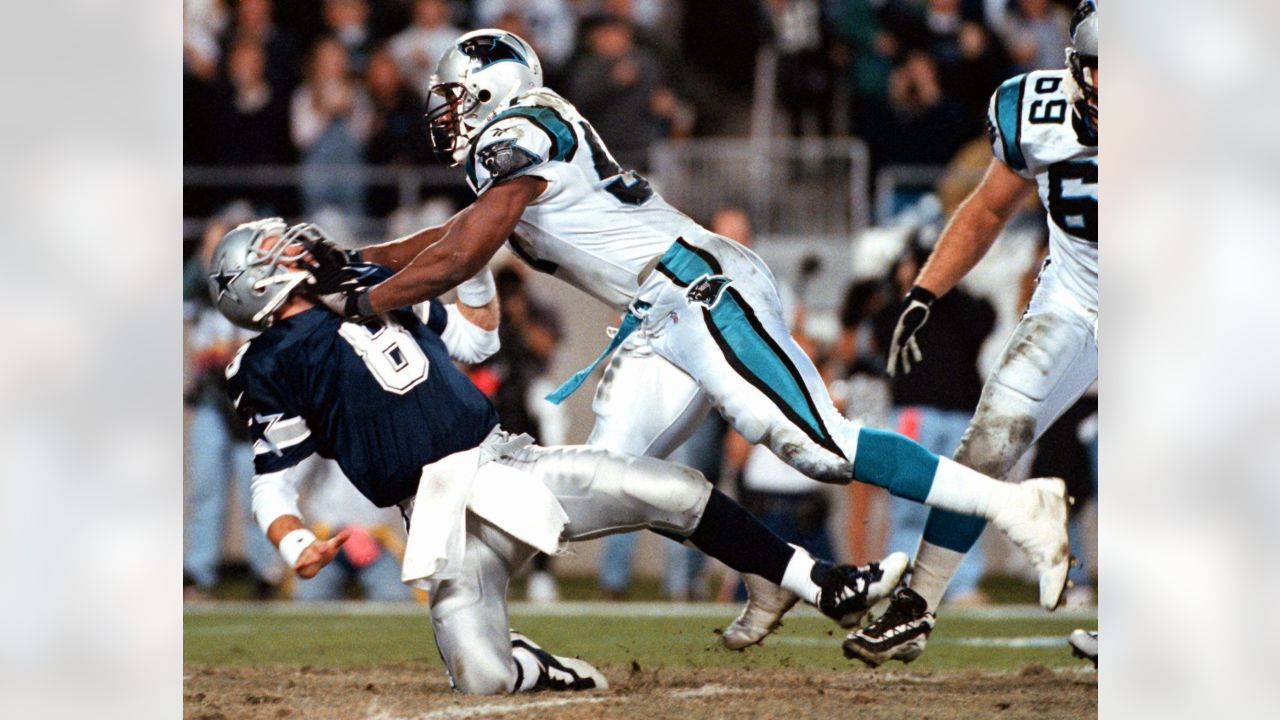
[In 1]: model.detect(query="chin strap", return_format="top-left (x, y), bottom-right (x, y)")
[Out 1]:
top-left (251, 270), bottom-right (312, 326)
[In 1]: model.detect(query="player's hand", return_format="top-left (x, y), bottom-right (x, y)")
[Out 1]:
top-left (887, 286), bottom-right (937, 377)
top-left (293, 223), bottom-right (361, 273)
top-left (294, 528), bottom-right (353, 579)
top-left (310, 263), bottom-right (384, 321)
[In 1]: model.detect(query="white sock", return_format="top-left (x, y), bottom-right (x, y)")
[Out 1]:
top-left (908, 540), bottom-right (967, 611)
top-left (512, 647), bottom-right (542, 692)
top-left (779, 546), bottom-right (822, 605)
top-left (923, 457), bottom-right (1017, 520)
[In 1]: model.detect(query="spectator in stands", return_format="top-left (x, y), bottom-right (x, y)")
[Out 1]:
top-left (291, 37), bottom-right (374, 217)
top-left (323, 0), bottom-right (376, 74)
top-left (184, 210), bottom-right (285, 600)
top-left (208, 39), bottom-right (294, 212)
top-left (890, 0), bottom-right (1012, 123)
top-left (364, 46), bottom-right (431, 215)
top-left (288, 457), bottom-right (416, 601)
top-left (389, 0), bottom-right (462, 98)
top-left (872, 240), bottom-right (996, 605)
top-left (475, 0), bottom-right (578, 74)
top-left (859, 50), bottom-right (973, 174)
top-left (765, 0), bottom-right (833, 136)
top-left (564, 15), bottom-right (671, 171)
top-left (829, 0), bottom-right (896, 136)
top-left (997, 0), bottom-right (1072, 74)
top-left (211, 40), bottom-right (293, 167)
top-left (223, 0), bottom-right (301, 93)
top-left (832, 279), bottom-right (894, 565)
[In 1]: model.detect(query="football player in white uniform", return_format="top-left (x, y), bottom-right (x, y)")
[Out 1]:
top-left (312, 28), bottom-right (1074, 649)
top-left (844, 1), bottom-right (1099, 667)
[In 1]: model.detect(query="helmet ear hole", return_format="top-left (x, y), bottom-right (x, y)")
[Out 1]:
top-left (477, 89), bottom-right (492, 102)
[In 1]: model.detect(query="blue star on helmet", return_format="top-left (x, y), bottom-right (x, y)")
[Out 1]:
top-left (210, 259), bottom-right (244, 303)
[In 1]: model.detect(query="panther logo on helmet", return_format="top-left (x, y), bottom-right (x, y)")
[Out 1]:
top-left (424, 30), bottom-right (543, 166)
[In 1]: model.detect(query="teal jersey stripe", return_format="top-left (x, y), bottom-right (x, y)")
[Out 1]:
top-left (995, 75), bottom-right (1027, 172)
top-left (706, 291), bottom-right (828, 446)
top-left (487, 106), bottom-right (578, 161)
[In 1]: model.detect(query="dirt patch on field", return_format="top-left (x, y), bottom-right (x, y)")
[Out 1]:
top-left (184, 662), bottom-right (1096, 720)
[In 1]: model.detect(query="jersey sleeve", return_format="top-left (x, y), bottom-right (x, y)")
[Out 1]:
top-left (226, 346), bottom-right (319, 474)
top-left (986, 75), bottom-right (1034, 179)
top-left (465, 107), bottom-right (579, 193)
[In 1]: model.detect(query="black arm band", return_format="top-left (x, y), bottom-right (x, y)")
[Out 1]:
top-left (906, 286), bottom-right (937, 306)
top-left (355, 291), bottom-right (377, 319)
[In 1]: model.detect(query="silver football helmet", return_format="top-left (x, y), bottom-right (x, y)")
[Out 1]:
top-left (424, 29), bottom-right (543, 165)
top-left (1066, 1), bottom-right (1098, 126)
top-left (207, 218), bottom-right (319, 330)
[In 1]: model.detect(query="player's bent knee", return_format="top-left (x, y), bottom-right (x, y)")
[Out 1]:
top-left (953, 405), bottom-right (1037, 479)
top-left (619, 457), bottom-right (713, 535)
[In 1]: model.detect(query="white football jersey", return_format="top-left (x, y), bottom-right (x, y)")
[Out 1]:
top-left (988, 69), bottom-right (1098, 311)
top-left (464, 88), bottom-right (703, 311)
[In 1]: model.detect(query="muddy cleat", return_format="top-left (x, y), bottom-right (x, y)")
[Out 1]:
top-left (991, 477), bottom-right (1071, 610)
top-left (842, 587), bottom-right (935, 667)
top-left (814, 552), bottom-right (910, 628)
top-left (1069, 629), bottom-right (1098, 667)
top-left (721, 573), bottom-right (800, 651)
top-left (510, 631), bottom-right (608, 691)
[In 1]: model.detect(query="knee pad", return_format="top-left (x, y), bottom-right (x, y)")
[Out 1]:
top-left (953, 398), bottom-right (1038, 479)
top-left (852, 428), bottom-right (939, 502)
top-left (618, 456), bottom-right (713, 535)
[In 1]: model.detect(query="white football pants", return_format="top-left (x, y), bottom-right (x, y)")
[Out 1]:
top-left (413, 439), bottom-right (711, 694)
top-left (589, 233), bottom-right (861, 481)
top-left (955, 265), bottom-right (1099, 478)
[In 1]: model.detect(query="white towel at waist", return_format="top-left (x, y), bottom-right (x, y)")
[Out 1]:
top-left (400, 432), bottom-right (568, 589)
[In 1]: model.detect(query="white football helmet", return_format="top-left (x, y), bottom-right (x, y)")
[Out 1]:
top-left (424, 29), bottom-right (543, 166)
top-left (1066, 1), bottom-right (1098, 127)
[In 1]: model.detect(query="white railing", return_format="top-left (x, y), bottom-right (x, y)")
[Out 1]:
top-left (182, 164), bottom-right (466, 239)
top-left (648, 137), bottom-right (872, 239)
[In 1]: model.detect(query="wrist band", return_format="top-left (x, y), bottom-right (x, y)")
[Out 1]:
top-left (279, 528), bottom-right (317, 567)
top-left (906, 285), bottom-right (937, 305)
top-left (457, 267), bottom-right (497, 307)
top-left (355, 291), bottom-right (376, 319)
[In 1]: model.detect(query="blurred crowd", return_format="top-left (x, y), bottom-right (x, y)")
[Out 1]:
top-left (185, 0), bottom-right (1079, 223)
top-left (183, 0), bottom-right (1094, 603)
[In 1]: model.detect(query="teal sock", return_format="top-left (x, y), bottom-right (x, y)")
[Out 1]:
top-left (851, 427), bottom-right (940, 501)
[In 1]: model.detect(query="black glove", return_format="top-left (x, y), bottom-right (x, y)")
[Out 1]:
top-left (293, 223), bottom-right (363, 277)
top-left (309, 262), bottom-right (384, 322)
top-left (887, 286), bottom-right (936, 377)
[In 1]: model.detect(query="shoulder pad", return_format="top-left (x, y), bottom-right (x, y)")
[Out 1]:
top-left (988, 74), bottom-right (1029, 174)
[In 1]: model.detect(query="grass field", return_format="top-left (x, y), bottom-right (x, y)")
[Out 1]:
top-left (184, 601), bottom-right (1097, 719)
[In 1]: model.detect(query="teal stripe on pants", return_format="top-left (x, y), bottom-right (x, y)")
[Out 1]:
top-left (705, 291), bottom-right (828, 446)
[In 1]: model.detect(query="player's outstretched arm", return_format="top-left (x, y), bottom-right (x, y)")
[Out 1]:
top-left (914, 158), bottom-right (1036, 298)
top-left (364, 176), bottom-right (547, 314)
top-left (361, 218), bottom-right (455, 272)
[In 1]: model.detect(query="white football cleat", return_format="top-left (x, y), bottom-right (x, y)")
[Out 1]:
top-left (1069, 629), bottom-right (1098, 667)
top-left (990, 477), bottom-right (1071, 610)
top-left (721, 573), bottom-right (799, 651)
top-left (510, 631), bottom-right (608, 691)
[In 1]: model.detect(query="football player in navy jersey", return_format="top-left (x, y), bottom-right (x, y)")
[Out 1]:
top-left (208, 217), bottom-right (908, 694)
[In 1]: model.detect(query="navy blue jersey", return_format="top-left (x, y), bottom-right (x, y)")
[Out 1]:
top-left (226, 303), bottom-right (500, 507)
